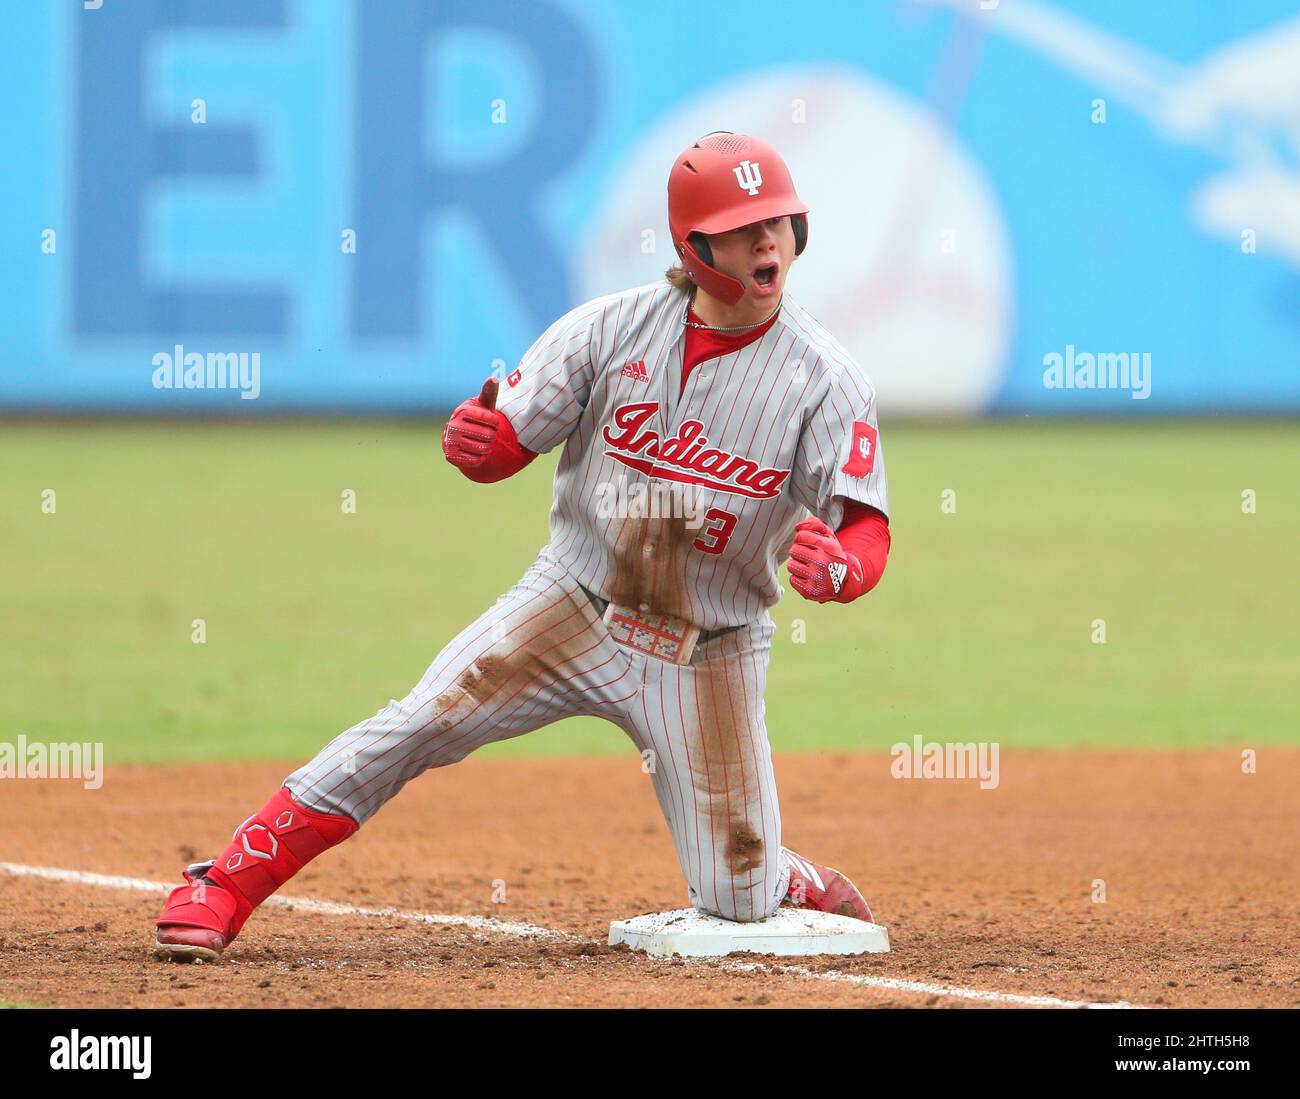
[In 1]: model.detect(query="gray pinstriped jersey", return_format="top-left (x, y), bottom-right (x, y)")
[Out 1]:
top-left (496, 281), bottom-right (890, 631)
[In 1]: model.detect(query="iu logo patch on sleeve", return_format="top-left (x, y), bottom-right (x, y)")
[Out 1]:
top-left (842, 421), bottom-right (877, 478)
top-left (507, 368), bottom-right (522, 387)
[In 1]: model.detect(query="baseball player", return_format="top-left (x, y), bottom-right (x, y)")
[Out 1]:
top-left (155, 132), bottom-right (892, 961)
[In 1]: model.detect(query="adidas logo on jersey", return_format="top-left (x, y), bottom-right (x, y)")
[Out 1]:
top-left (827, 560), bottom-right (847, 595)
top-left (620, 359), bottom-right (650, 383)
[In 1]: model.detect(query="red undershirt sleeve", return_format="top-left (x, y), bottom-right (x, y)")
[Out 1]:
top-left (833, 500), bottom-right (891, 601)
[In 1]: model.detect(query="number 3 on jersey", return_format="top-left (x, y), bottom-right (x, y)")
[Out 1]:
top-left (693, 507), bottom-right (738, 555)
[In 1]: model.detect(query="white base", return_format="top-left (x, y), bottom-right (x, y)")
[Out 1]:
top-left (608, 906), bottom-right (891, 958)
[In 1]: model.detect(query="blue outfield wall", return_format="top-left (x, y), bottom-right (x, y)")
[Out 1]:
top-left (3, 0), bottom-right (1298, 415)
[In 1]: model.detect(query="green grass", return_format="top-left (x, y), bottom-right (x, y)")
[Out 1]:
top-left (1, 421), bottom-right (1296, 762)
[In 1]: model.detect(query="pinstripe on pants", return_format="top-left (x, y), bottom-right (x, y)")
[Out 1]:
top-left (284, 550), bottom-right (790, 922)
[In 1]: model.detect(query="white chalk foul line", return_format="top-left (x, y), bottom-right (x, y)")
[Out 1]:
top-left (1, 862), bottom-right (1138, 1009)
top-left (0, 862), bottom-right (573, 942)
top-left (719, 960), bottom-right (1136, 1009)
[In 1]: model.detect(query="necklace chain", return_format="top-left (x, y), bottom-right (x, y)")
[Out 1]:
top-left (683, 297), bottom-right (783, 333)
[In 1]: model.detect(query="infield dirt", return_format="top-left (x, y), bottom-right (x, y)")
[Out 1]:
top-left (1, 751), bottom-right (1296, 1009)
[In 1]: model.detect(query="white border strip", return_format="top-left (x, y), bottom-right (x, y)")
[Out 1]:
top-left (0, 862), bottom-right (1138, 1009)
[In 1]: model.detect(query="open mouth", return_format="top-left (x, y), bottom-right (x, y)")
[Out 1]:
top-left (752, 263), bottom-right (779, 291)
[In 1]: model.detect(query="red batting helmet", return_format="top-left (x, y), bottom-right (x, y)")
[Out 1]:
top-left (667, 131), bottom-right (809, 305)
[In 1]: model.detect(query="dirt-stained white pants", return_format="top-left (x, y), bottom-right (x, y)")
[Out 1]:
top-left (285, 550), bottom-right (790, 921)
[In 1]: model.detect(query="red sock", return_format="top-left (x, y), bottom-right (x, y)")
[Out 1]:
top-left (203, 787), bottom-right (357, 937)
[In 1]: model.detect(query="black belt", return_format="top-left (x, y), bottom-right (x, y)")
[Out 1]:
top-left (578, 584), bottom-right (741, 646)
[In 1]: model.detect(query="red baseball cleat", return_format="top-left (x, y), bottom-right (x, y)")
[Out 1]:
top-left (782, 848), bottom-right (875, 923)
top-left (154, 861), bottom-right (239, 962)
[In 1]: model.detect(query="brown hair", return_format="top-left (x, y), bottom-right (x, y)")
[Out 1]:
top-left (664, 263), bottom-right (693, 292)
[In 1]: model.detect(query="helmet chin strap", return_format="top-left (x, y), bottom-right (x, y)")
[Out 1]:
top-left (679, 239), bottom-right (746, 306)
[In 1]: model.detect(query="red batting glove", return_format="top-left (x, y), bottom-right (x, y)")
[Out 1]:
top-left (787, 516), bottom-right (867, 604)
top-left (442, 377), bottom-right (502, 471)
top-left (441, 377), bottom-right (537, 483)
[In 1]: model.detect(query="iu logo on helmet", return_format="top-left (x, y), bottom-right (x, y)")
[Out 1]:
top-left (733, 159), bottom-right (762, 196)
